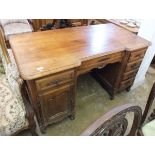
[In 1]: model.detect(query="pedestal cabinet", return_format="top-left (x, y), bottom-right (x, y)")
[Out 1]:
top-left (91, 47), bottom-right (148, 99)
top-left (27, 69), bottom-right (76, 131)
top-left (119, 48), bottom-right (147, 91)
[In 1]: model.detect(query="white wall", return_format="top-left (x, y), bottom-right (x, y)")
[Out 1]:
top-left (132, 20), bottom-right (155, 89)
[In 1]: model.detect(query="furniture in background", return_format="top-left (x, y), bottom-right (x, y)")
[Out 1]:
top-left (31, 19), bottom-right (88, 31)
top-left (0, 19), bottom-right (33, 48)
top-left (9, 23), bottom-right (150, 132)
top-left (0, 27), bottom-right (37, 135)
top-left (68, 19), bottom-right (88, 27)
top-left (96, 19), bottom-right (139, 34)
top-left (81, 82), bottom-right (155, 136)
top-left (55, 19), bottom-right (88, 29)
top-left (31, 19), bottom-right (56, 31)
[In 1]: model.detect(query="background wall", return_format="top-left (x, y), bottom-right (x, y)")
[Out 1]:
top-left (132, 20), bottom-right (155, 89)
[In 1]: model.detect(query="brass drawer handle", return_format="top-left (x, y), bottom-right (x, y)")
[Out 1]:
top-left (48, 80), bottom-right (61, 87)
top-left (135, 54), bottom-right (142, 58)
top-left (49, 98), bottom-right (54, 102)
top-left (98, 57), bottom-right (110, 62)
top-left (129, 72), bottom-right (135, 77)
top-left (132, 54), bottom-right (143, 59)
top-left (127, 81), bottom-right (131, 84)
top-left (131, 63), bottom-right (138, 69)
top-left (98, 64), bottom-right (106, 69)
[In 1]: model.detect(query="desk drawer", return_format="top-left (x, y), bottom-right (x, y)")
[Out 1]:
top-left (125, 59), bottom-right (142, 72)
top-left (36, 70), bottom-right (74, 91)
top-left (119, 78), bottom-right (134, 90)
top-left (129, 49), bottom-right (146, 62)
top-left (122, 69), bottom-right (138, 81)
top-left (79, 52), bottom-right (122, 70)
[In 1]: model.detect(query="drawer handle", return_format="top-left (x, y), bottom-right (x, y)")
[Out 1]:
top-left (49, 98), bottom-right (54, 102)
top-left (98, 57), bottom-right (110, 62)
top-left (131, 64), bottom-right (137, 69)
top-left (49, 80), bottom-right (61, 87)
top-left (98, 64), bottom-right (106, 69)
top-left (129, 72), bottom-right (135, 77)
top-left (135, 54), bottom-right (142, 57)
top-left (128, 81), bottom-right (131, 84)
top-left (126, 81), bottom-right (132, 85)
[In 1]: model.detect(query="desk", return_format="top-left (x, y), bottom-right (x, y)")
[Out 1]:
top-left (9, 24), bottom-right (150, 131)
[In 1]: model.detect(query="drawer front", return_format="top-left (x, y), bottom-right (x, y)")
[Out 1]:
top-left (36, 70), bottom-right (74, 92)
top-left (125, 59), bottom-right (142, 72)
top-left (39, 84), bottom-right (73, 124)
top-left (122, 69), bottom-right (138, 81)
top-left (78, 52), bottom-right (123, 74)
top-left (129, 49), bottom-right (146, 62)
top-left (119, 78), bottom-right (134, 90)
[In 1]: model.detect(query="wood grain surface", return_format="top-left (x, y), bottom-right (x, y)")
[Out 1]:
top-left (9, 23), bottom-right (150, 80)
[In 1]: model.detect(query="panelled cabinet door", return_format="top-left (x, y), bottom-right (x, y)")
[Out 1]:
top-left (39, 84), bottom-right (74, 124)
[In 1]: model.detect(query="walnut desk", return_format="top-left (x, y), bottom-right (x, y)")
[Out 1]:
top-left (9, 24), bottom-right (150, 131)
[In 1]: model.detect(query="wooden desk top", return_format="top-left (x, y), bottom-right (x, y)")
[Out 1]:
top-left (9, 23), bottom-right (150, 80)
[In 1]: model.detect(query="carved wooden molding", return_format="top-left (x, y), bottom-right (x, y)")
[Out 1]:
top-left (81, 104), bottom-right (142, 136)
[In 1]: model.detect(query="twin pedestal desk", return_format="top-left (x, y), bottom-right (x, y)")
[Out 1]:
top-left (9, 24), bottom-right (150, 132)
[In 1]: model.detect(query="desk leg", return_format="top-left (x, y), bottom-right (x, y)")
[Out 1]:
top-left (40, 126), bottom-right (47, 134)
top-left (110, 94), bottom-right (114, 100)
top-left (69, 115), bottom-right (75, 120)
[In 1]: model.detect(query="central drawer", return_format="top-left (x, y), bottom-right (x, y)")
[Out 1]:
top-left (78, 52), bottom-right (123, 75)
top-left (36, 70), bottom-right (74, 92)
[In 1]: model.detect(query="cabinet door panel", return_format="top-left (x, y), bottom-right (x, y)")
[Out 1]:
top-left (39, 84), bottom-right (73, 124)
